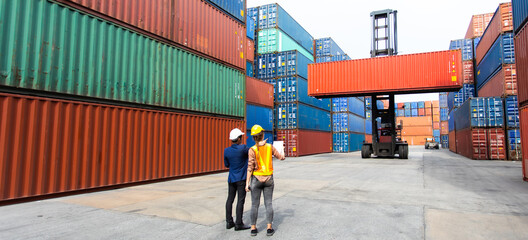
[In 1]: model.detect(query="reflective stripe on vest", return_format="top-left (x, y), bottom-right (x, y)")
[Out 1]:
top-left (252, 143), bottom-right (273, 176)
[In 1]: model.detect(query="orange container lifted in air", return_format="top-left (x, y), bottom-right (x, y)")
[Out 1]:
top-left (308, 50), bottom-right (463, 97)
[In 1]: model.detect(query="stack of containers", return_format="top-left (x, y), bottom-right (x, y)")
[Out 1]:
top-left (394, 101), bottom-right (440, 145)
top-left (0, 0), bottom-right (248, 201)
top-left (439, 93), bottom-right (450, 148)
top-left (314, 38), bottom-right (365, 153)
top-left (250, 4), bottom-right (332, 157)
top-left (512, 0), bottom-right (528, 180)
top-left (432, 101), bottom-right (441, 143)
top-left (476, 2), bottom-right (521, 161)
top-left (246, 77), bottom-right (275, 147)
top-left (452, 97), bottom-right (506, 160)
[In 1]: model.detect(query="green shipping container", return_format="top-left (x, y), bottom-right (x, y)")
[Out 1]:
top-left (257, 28), bottom-right (314, 62)
top-left (0, 0), bottom-right (245, 117)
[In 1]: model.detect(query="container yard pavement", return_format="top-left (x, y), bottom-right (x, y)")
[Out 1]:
top-left (1, 146), bottom-right (528, 240)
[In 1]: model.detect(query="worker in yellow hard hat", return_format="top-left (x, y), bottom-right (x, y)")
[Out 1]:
top-left (246, 124), bottom-right (285, 237)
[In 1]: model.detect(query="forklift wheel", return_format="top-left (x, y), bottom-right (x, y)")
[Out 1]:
top-left (361, 145), bottom-right (371, 158)
top-left (399, 145), bottom-right (409, 159)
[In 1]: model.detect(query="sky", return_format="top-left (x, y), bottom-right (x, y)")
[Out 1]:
top-left (247, 0), bottom-right (506, 102)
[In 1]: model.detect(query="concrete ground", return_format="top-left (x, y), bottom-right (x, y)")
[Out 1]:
top-left (1, 146), bottom-right (528, 240)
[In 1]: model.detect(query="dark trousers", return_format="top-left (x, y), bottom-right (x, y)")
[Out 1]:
top-left (226, 180), bottom-right (247, 225)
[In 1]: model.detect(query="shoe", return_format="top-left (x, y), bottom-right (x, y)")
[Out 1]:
top-left (266, 228), bottom-right (275, 236)
top-left (226, 222), bottom-right (235, 229)
top-left (235, 224), bottom-right (251, 231)
top-left (251, 229), bottom-right (258, 236)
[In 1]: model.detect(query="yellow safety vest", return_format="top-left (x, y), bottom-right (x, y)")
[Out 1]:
top-left (252, 143), bottom-right (273, 176)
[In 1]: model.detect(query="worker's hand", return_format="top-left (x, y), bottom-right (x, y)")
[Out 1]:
top-left (245, 184), bottom-right (251, 192)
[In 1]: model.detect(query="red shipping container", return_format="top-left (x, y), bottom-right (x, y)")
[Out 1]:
top-left (418, 108), bottom-right (425, 116)
top-left (246, 77), bottom-right (274, 108)
top-left (465, 13), bottom-right (495, 39)
top-left (247, 38), bottom-right (255, 63)
top-left (487, 128), bottom-right (507, 160)
top-left (463, 60), bottom-right (474, 84)
top-left (433, 121), bottom-right (440, 130)
top-left (57, 0), bottom-right (246, 70)
top-left (276, 130), bottom-right (332, 157)
top-left (308, 50), bottom-right (463, 97)
top-left (520, 106), bottom-right (528, 181)
top-left (365, 134), bottom-right (372, 143)
top-left (397, 103), bottom-right (404, 109)
top-left (440, 122), bottom-right (449, 135)
top-left (449, 131), bottom-right (457, 153)
top-left (478, 64), bottom-right (517, 97)
top-left (0, 92), bottom-right (245, 202)
top-left (456, 128), bottom-right (488, 160)
top-left (515, 23), bottom-right (528, 106)
top-left (476, 3), bottom-right (513, 65)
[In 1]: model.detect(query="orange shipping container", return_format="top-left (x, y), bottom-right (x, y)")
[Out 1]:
top-left (478, 64), bottom-right (517, 97)
top-left (401, 136), bottom-right (432, 146)
top-left (365, 134), bottom-right (372, 143)
top-left (246, 77), bottom-right (274, 108)
top-left (247, 38), bottom-right (255, 63)
top-left (308, 50), bottom-right (463, 97)
top-left (449, 131), bottom-right (457, 153)
top-left (476, 3), bottom-right (513, 65)
top-left (440, 121), bottom-right (449, 135)
top-left (424, 101), bottom-right (432, 108)
top-left (432, 101), bottom-right (440, 108)
top-left (433, 115), bottom-right (440, 122)
top-left (514, 24), bottom-right (528, 106)
top-left (401, 126), bottom-right (433, 136)
top-left (426, 107), bottom-right (432, 116)
top-left (418, 108), bottom-right (425, 116)
top-left (0, 93), bottom-right (245, 202)
top-left (433, 121), bottom-right (440, 129)
top-left (465, 13), bottom-right (495, 39)
top-left (397, 116), bottom-right (433, 127)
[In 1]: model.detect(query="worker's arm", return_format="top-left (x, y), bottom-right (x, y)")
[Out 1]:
top-left (272, 146), bottom-right (286, 160)
top-left (246, 148), bottom-right (256, 192)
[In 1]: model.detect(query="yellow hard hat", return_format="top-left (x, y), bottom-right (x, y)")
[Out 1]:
top-left (250, 124), bottom-right (264, 136)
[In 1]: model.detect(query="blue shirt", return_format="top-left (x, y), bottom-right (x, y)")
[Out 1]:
top-left (224, 144), bottom-right (250, 183)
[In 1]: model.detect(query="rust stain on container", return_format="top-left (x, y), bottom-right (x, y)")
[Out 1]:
top-left (478, 64), bottom-right (517, 97)
top-left (515, 23), bottom-right (528, 106)
top-left (58, 0), bottom-right (246, 69)
top-left (476, 3), bottom-right (513, 65)
top-left (246, 77), bottom-right (274, 108)
top-left (0, 93), bottom-right (244, 202)
top-left (465, 13), bottom-right (495, 39)
top-left (308, 50), bottom-right (463, 97)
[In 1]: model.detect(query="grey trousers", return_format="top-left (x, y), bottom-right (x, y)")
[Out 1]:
top-left (250, 175), bottom-right (274, 225)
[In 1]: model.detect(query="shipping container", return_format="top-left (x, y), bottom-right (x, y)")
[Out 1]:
top-left (418, 101), bottom-right (425, 108)
top-left (316, 55), bottom-right (351, 63)
top-left (308, 50), bottom-right (463, 97)
top-left (246, 77), bottom-right (274, 108)
top-left (397, 109), bottom-right (405, 117)
top-left (257, 28), bottom-right (314, 61)
top-left (507, 129), bottom-right (522, 161)
top-left (465, 13), bottom-right (494, 39)
top-left (522, 106), bottom-right (528, 180)
top-left (247, 16), bottom-right (255, 40)
top-left (488, 128), bottom-right (507, 160)
top-left (476, 33), bottom-right (515, 90)
top-left (476, 3), bottom-right (513, 65)
top-left (247, 7), bottom-right (259, 38)
top-left (246, 62), bottom-right (254, 77)
top-left (365, 134), bottom-right (373, 143)
top-left (449, 131), bottom-right (457, 152)
top-left (397, 116), bottom-right (433, 127)
top-left (433, 130), bottom-right (441, 137)
top-left (477, 64), bottom-right (517, 97)
top-left (257, 4), bottom-right (314, 54)
top-left (441, 121), bottom-right (449, 135)
top-left (333, 133), bottom-right (365, 152)
top-left (401, 126), bottom-right (433, 136)
top-left (397, 103), bottom-right (405, 109)
top-left (276, 77), bottom-right (331, 111)
top-left (515, 23), bottom-right (528, 106)
top-left (412, 109), bottom-right (418, 117)
top-left (439, 93), bottom-right (448, 108)
top-left (59, 0), bottom-right (247, 70)
top-left (315, 37), bottom-right (346, 58)
top-left (505, 96), bottom-right (520, 129)
top-left (246, 131), bottom-right (274, 147)
top-left (448, 84), bottom-right (475, 110)
top-left (256, 53), bottom-right (278, 79)
top-left (257, 51), bottom-right (313, 79)
top-left (441, 135), bottom-right (449, 148)
top-left (365, 119), bottom-right (373, 134)
top-left (405, 109), bottom-right (411, 117)
top-left (456, 128), bottom-right (489, 160)
top-left (332, 98), bottom-right (366, 116)
top-left (276, 130), bottom-right (332, 157)
top-left (486, 97), bottom-right (505, 128)
top-left (246, 104), bottom-right (273, 131)
top-left (453, 98), bottom-right (487, 130)
top-left (247, 38), bottom-right (255, 63)
top-left (433, 122), bottom-right (440, 130)
top-left (449, 39), bottom-right (474, 60)
top-left (463, 61), bottom-right (475, 84)
top-left (0, 92), bottom-right (245, 202)
top-left (0, 0), bottom-right (245, 117)
top-left (206, 0), bottom-right (245, 23)
top-left (418, 108), bottom-right (425, 116)
top-left (276, 103), bottom-right (331, 131)
top-left (440, 108), bottom-right (449, 121)
top-left (401, 136), bottom-right (432, 146)
top-left (332, 113), bottom-right (365, 133)
top-left (512, 0), bottom-right (528, 33)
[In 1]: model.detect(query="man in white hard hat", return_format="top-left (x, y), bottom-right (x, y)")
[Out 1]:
top-left (224, 128), bottom-right (251, 231)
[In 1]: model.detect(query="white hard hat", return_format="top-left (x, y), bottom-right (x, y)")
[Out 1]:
top-left (229, 128), bottom-right (245, 141)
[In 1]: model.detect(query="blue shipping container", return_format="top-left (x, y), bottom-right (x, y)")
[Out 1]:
top-left (365, 97), bottom-right (372, 109)
top-left (333, 133), bottom-right (365, 152)
top-left (256, 53), bottom-right (277, 79)
top-left (315, 37), bottom-right (345, 57)
top-left (473, 37), bottom-right (481, 59)
top-left (441, 135), bottom-right (449, 149)
top-left (411, 102), bottom-right (418, 109)
top-left (331, 98), bottom-right (365, 117)
top-left (332, 113), bottom-right (365, 133)
top-left (246, 61), bottom-right (254, 77)
top-left (316, 54), bottom-right (351, 63)
top-left (248, 7), bottom-right (259, 38)
top-left (246, 17), bottom-right (255, 40)
top-left (453, 97), bottom-right (504, 131)
top-left (258, 4), bottom-right (314, 54)
top-left (434, 136), bottom-right (440, 143)
top-left (411, 109), bottom-right (418, 117)
top-left (505, 96), bottom-right (520, 128)
top-left (405, 109), bottom-right (411, 117)
top-left (418, 101), bottom-right (425, 109)
top-left (448, 84), bottom-right (475, 110)
top-left (276, 76), bottom-right (331, 111)
top-left (433, 130), bottom-right (440, 137)
top-left (507, 129), bottom-right (521, 154)
top-left (476, 33), bottom-right (515, 89)
top-left (448, 109), bottom-right (456, 132)
top-left (276, 102), bottom-right (331, 131)
top-left (277, 50), bottom-right (313, 79)
top-left (440, 108), bottom-right (449, 121)
top-left (486, 97), bottom-right (504, 128)
top-left (513, 0), bottom-right (528, 33)
top-left (246, 104), bottom-right (274, 131)
top-left (246, 131), bottom-right (274, 147)
top-left (439, 93), bottom-right (448, 108)
top-left (365, 119), bottom-right (373, 134)
top-left (449, 39), bottom-right (474, 61)
top-left (397, 109), bottom-right (405, 117)
top-left (207, 0), bottom-right (245, 23)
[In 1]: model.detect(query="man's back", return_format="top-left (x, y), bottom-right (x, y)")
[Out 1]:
top-left (224, 144), bottom-right (250, 183)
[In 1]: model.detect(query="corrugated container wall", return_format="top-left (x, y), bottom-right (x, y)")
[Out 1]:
top-left (505, 96), bottom-right (520, 129)
top-left (456, 128), bottom-right (489, 160)
top-left (507, 129), bottom-right (522, 161)
top-left (276, 103), bottom-right (331, 131)
top-left (246, 104), bottom-right (273, 131)
top-left (476, 33), bottom-right (515, 90)
top-left (448, 84), bottom-right (475, 110)
top-left (453, 98), bottom-right (488, 130)
top-left (276, 130), bottom-right (332, 157)
top-left (316, 55), bottom-right (351, 63)
top-left (276, 77), bottom-right (331, 111)
top-left (0, 93), bottom-right (245, 202)
top-left (512, 0), bottom-right (528, 33)
top-left (246, 131), bottom-right (273, 147)
top-left (258, 4), bottom-right (314, 55)
top-left (520, 106), bottom-right (528, 180)
top-left (315, 38), bottom-right (345, 58)
top-left (515, 23), bottom-right (528, 106)
top-left (257, 29), bottom-right (314, 61)
top-left (465, 13), bottom-right (494, 39)
top-left (247, 16), bottom-right (255, 40)
top-left (477, 64), bottom-right (517, 97)
top-left (0, 0), bottom-right (245, 117)
top-left (476, 3), bottom-right (513, 65)
top-left (308, 50), bottom-right (463, 97)
top-left (206, 0), bottom-right (246, 23)
top-left (488, 128), bottom-right (507, 160)
top-left (449, 131), bottom-right (457, 152)
top-left (449, 39), bottom-right (474, 60)
top-left (246, 77), bottom-right (274, 108)
top-left (333, 133), bottom-right (365, 152)
top-left (332, 98), bottom-right (366, 117)
top-left (257, 51), bottom-right (313, 79)
top-left (60, 0), bottom-right (247, 70)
